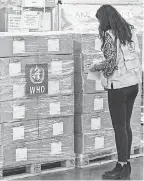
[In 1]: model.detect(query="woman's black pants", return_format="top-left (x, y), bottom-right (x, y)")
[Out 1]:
top-left (108, 84), bottom-right (139, 162)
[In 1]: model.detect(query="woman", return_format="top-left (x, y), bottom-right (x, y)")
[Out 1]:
top-left (89, 4), bottom-right (142, 180)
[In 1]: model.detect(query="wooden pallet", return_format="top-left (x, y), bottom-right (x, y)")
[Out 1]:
top-left (75, 145), bottom-right (143, 168)
top-left (0, 158), bottom-right (75, 180)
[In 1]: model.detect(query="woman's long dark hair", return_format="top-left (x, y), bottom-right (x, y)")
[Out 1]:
top-left (96, 4), bottom-right (134, 49)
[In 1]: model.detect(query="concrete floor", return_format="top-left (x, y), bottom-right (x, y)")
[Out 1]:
top-left (23, 157), bottom-right (143, 180)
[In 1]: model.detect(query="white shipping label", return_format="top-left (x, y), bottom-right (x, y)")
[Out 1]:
top-left (13, 126), bottom-right (24, 140)
top-left (95, 80), bottom-right (104, 91)
top-left (16, 147), bottom-right (27, 162)
top-left (9, 62), bottom-right (21, 77)
top-left (51, 142), bottom-right (62, 155)
top-left (51, 61), bottom-right (62, 75)
top-left (48, 81), bottom-right (59, 94)
top-left (50, 102), bottom-right (60, 115)
top-left (95, 38), bottom-right (101, 51)
top-left (91, 117), bottom-right (101, 130)
top-left (95, 137), bottom-right (104, 149)
top-left (13, 85), bottom-right (25, 98)
top-left (53, 122), bottom-right (63, 136)
top-left (13, 106), bottom-right (25, 119)
top-left (13, 40), bottom-right (25, 54)
top-left (48, 39), bottom-right (60, 52)
top-left (94, 98), bottom-right (103, 111)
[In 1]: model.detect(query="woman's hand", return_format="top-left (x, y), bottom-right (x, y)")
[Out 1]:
top-left (89, 64), bottom-right (96, 72)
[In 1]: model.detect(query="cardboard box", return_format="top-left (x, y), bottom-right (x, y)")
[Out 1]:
top-left (0, 36), bottom-right (39, 57)
top-left (48, 74), bottom-right (74, 96)
top-left (0, 98), bottom-right (38, 123)
top-left (39, 116), bottom-right (74, 139)
top-left (1, 120), bottom-right (38, 144)
top-left (35, 33), bottom-right (73, 54)
top-left (39, 135), bottom-right (74, 162)
top-left (0, 74), bottom-right (74, 101)
top-left (73, 33), bottom-right (101, 54)
top-left (0, 78), bottom-right (26, 102)
top-left (81, 33), bottom-right (101, 54)
top-left (75, 92), bottom-right (108, 114)
top-left (75, 73), bottom-right (105, 93)
top-left (0, 56), bottom-right (39, 80)
top-left (3, 140), bottom-right (39, 167)
top-left (0, 33), bottom-right (73, 57)
top-left (74, 112), bottom-right (113, 134)
top-left (41, 54), bottom-right (74, 77)
top-left (74, 53), bottom-right (104, 74)
top-left (37, 95), bottom-right (74, 119)
top-left (74, 130), bottom-right (116, 154)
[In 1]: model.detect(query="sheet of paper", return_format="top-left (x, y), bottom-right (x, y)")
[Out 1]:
top-left (95, 38), bottom-right (101, 51)
top-left (13, 105), bottom-right (25, 119)
top-left (9, 62), bottom-right (21, 77)
top-left (13, 85), bottom-right (25, 98)
top-left (16, 147), bottom-right (27, 162)
top-left (94, 98), bottom-right (103, 111)
top-left (13, 40), bottom-right (25, 54)
top-left (51, 142), bottom-right (62, 155)
top-left (48, 39), bottom-right (59, 52)
top-left (87, 71), bottom-right (101, 80)
top-left (48, 81), bottom-right (59, 94)
top-left (95, 137), bottom-right (104, 149)
top-left (91, 117), bottom-right (101, 130)
top-left (95, 80), bottom-right (104, 91)
top-left (53, 122), bottom-right (63, 136)
top-left (8, 14), bottom-right (21, 32)
top-left (50, 102), bottom-right (60, 115)
top-left (21, 11), bottom-right (40, 29)
top-left (51, 61), bottom-right (62, 75)
top-left (40, 12), bottom-right (52, 31)
top-left (13, 126), bottom-right (24, 140)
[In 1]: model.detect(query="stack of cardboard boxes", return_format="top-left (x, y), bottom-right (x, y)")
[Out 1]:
top-left (74, 33), bottom-right (116, 167)
top-left (0, 32), bottom-right (75, 174)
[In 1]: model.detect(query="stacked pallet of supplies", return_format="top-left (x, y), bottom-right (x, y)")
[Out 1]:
top-left (0, 32), bottom-right (75, 177)
top-left (74, 33), bottom-right (116, 168)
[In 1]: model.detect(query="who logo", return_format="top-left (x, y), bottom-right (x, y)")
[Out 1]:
top-left (26, 64), bottom-right (48, 96)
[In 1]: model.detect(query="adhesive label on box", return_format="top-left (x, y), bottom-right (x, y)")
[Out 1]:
top-left (95, 137), bottom-right (104, 149)
top-left (16, 147), bottom-right (27, 162)
top-left (94, 98), bottom-right (103, 111)
top-left (13, 40), bottom-right (25, 54)
top-left (95, 38), bottom-right (101, 51)
top-left (9, 62), bottom-right (21, 77)
top-left (13, 126), bottom-right (24, 140)
top-left (91, 117), bottom-right (101, 130)
top-left (51, 61), bottom-right (62, 75)
top-left (48, 81), bottom-right (59, 94)
top-left (50, 102), bottom-right (60, 115)
top-left (13, 105), bottom-right (25, 119)
top-left (51, 142), bottom-right (62, 155)
top-left (95, 80), bottom-right (104, 91)
top-left (13, 84), bottom-right (25, 98)
top-left (53, 122), bottom-right (63, 136)
top-left (48, 39), bottom-right (59, 52)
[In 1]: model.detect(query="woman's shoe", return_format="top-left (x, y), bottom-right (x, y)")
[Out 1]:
top-left (102, 163), bottom-right (130, 180)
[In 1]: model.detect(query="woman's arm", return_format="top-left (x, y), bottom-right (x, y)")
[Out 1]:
top-left (89, 32), bottom-right (117, 72)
